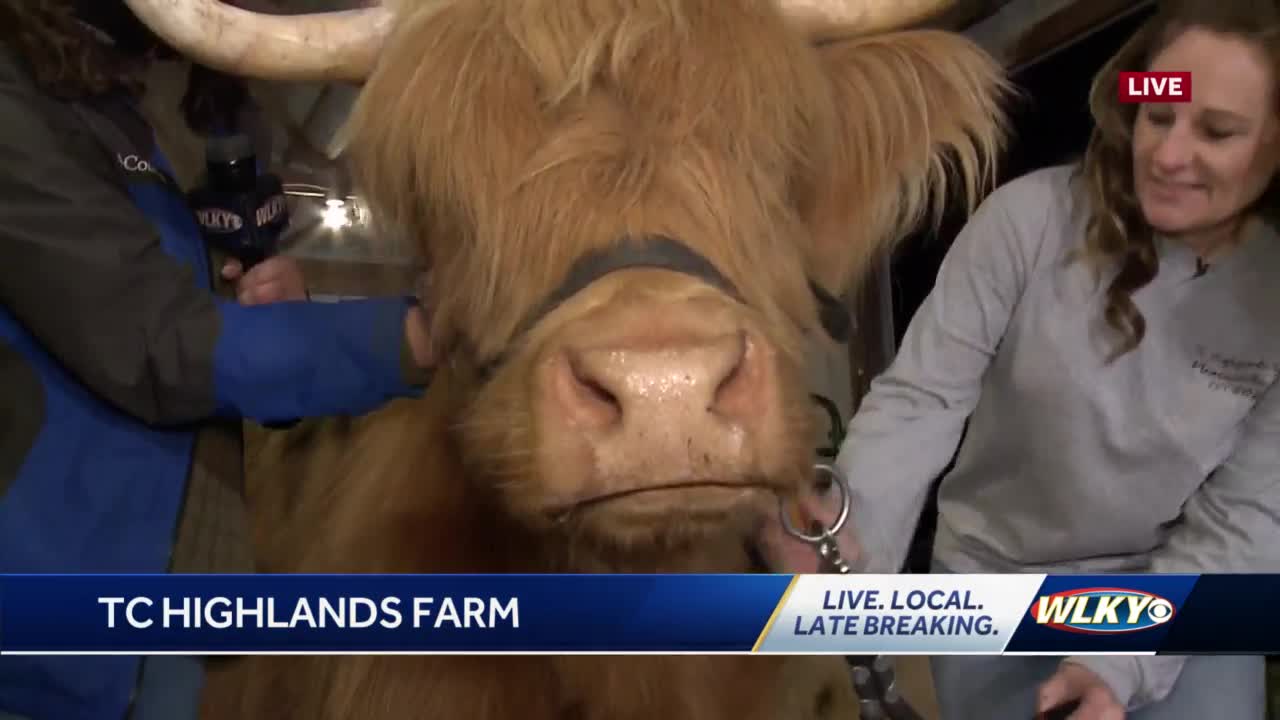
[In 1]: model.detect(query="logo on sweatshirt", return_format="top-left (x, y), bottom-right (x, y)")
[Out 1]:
top-left (1192, 346), bottom-right (1278, 402)
top-left (1030, 588), bottom-right (1175, 634)
top-left (115, 152), bottom-right (170, 185)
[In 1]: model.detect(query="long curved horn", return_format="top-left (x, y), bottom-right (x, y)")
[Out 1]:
top-left (122, 0), bottom-right (393, 83)
top-left (779, 0), bottom-right (958, 39)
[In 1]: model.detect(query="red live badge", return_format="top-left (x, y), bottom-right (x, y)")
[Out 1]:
top-left (1118, 71), bottom-right (1191, 103)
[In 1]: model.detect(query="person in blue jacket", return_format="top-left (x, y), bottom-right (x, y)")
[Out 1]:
top-left (0, 2), bottom-right (437, 719)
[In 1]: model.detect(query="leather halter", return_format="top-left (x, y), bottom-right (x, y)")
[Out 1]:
top-left (472, 234), bottom-right (851, 381)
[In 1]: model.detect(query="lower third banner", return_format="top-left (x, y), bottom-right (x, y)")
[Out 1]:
top-left (0, 573), bottom-right (1272, 654)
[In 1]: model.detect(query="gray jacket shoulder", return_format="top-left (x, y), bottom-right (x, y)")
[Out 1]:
top-left (986, 163), bottom-right (1085, 219)
top-left (976, 162), bottom-right (1089, 267)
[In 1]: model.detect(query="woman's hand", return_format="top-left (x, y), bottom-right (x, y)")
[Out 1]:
top-left (1037, 662), bottom-right (1125, 720)
top-left (222, 256), bottom-right (308, 304)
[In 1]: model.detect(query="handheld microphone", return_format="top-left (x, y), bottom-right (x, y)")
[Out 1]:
top-left (188, 135), bottom-right (300, 430)
top-left (188, 133), bottom-right (289, 270)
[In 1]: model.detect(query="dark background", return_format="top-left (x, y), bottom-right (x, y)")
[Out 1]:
top-left (895, 4), bottom-right (1159, 573)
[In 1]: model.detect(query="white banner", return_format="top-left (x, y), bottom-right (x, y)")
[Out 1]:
top-left (754, 574), bottom-right (1045, 654)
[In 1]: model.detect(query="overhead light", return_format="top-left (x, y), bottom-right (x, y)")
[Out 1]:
top-left (322, 198), bottom-right (350, 229)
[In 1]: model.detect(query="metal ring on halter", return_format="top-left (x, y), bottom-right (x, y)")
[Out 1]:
top-left (778, 462), bottom-right (851, 545)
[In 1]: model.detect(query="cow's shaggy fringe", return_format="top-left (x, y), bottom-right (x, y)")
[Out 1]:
top-left (343, 0), bottom-right (1009, 365)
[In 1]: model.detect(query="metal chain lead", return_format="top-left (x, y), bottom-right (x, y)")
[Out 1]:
top-left (815, 526), bottom-right (852, 574)
top-left (778, 464), bottom-right (922, 719)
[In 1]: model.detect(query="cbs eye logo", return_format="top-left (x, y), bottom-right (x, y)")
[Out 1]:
top-left (1031, 589), bottom-right (1176, 634)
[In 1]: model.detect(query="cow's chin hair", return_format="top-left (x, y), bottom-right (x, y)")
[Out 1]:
top-left (517, 481), bottom-right (780, 573)
top-left (452, 450), bottom-right (803, 573)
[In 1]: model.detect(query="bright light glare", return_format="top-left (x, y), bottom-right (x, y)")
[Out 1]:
top-left (322, 199), bottom-right (350, 229)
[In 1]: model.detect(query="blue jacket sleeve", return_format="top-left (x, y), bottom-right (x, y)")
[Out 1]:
top-left (0, 48), bottom-right (426, 428)
top-left (211, 296), bottom-right (426, 424)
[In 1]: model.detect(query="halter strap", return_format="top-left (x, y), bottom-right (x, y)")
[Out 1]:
top-left (473, 234), bottom-right (851, 381)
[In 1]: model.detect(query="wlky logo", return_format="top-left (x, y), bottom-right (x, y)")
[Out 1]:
top-left (1118, 71), bottom-right (1191, 103)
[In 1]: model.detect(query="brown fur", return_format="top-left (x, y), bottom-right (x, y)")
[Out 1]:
top-left (210, 376), bottom-right (861, 720)
top-left (204, 1), bottom-right (1010, 718)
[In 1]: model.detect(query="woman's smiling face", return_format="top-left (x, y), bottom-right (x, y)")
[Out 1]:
top-left (1132, 26), bottom-right (1279, 238)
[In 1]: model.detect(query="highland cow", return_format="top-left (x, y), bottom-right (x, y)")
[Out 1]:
top-left (123, 0), bottom-right (1011, 717)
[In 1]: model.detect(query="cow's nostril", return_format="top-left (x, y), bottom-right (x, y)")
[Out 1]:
top-left (712, 361), bottom-right (742, 411)
top-left (709, 331), bottom-right (754, 420)
top-left (554, 350), bottom-right (624, 429)
top-left (570, 355), bottom-right (620, 408)
top-left (579, 375), bottom-right (617, 408)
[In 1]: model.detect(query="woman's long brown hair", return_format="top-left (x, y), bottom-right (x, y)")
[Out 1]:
top-left (1076, 0), bottom-right (1280, 360)
top-left (0, 0), bottom-right (144, 100)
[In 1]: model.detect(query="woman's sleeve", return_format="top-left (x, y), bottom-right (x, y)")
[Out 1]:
top-left (834, 172), bottom-right (1051, 574)
top-left (1067, 379), bottom-right (1280, 709)
top-left (0, 55), bottom-right (425, 427)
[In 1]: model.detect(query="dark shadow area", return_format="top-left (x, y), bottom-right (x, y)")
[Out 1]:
top-left (894, 5), bottom-right (1158, 574)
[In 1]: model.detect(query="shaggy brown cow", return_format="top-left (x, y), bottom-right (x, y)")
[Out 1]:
top-left (125, 0), bottom-right (1011, 717)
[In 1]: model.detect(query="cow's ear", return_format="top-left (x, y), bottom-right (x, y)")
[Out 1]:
top-left (800, 30), bottom-right (1012, 296)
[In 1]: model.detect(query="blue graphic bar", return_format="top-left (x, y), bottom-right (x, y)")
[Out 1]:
top-left (1157, 574), bottom-right (1277, 653)
top-left (0, 574), bottom-right (791, 653)
top-left (2, 573), bottom-right (1279, 654)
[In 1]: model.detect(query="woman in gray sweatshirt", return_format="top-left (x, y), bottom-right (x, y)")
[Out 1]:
top-left (831, 0), bottom-right (1279, 717)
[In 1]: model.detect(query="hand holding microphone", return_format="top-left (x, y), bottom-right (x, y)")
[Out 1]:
top-left (220, 256), bottom-right (307, 305)
top-left (189, 132), bottom-right (301, 304)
